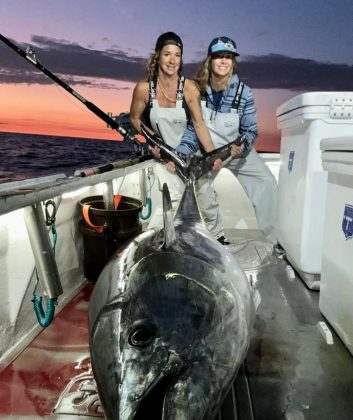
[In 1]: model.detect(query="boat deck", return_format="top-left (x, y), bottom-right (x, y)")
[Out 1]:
top-left (226, 229), bottom-right (353, 420)
top-left (0, 229), bottom-right (352, 419)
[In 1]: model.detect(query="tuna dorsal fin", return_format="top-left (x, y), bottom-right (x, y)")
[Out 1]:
top-left (162, 183), bottom-right (176, 248)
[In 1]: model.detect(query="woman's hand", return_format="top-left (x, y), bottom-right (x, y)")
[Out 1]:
top-left (212, 158), bottom-right (223, 171)
top-left (166, 161), bottom-right (176, 173)
top-left (230, 143), bottom-right (244, 158)
top-left (149, 146), bottom-right (161, 160)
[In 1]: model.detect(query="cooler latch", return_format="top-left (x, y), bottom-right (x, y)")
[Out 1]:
top-left (330, 97), bottom-right (353, 119)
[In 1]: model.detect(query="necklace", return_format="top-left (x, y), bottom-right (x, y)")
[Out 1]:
top-left (157, 79), bottom-right (177, 103)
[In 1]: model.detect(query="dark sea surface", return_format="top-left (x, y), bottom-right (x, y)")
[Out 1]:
top-left (0, 131), bottom-right (137, 184)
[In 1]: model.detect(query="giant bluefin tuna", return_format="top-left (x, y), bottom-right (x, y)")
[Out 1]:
top-left (88, 127), bottom-right (257, 419)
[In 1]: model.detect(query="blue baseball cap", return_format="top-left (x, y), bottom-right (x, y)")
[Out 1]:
top-left (208, 36), bottom-right (239, 56)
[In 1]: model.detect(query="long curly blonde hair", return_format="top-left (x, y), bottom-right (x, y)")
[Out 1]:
top-left (195, 55), bottom-right (238, 95)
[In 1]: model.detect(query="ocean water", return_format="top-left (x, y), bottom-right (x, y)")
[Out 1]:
top-left (0, 131), bottom-right (137, 184)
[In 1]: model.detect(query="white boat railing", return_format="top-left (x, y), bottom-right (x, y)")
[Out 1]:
top-left (0, 159), bottom-right (154, 216)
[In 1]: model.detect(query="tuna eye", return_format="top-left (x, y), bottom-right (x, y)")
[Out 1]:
top-left (128, 323), bottom-right (155, 347)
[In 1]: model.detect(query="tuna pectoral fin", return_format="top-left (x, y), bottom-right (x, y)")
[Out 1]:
top-left (162, 183), bottom-right (176, 248)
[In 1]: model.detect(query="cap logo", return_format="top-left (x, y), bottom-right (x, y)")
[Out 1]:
top-left (209, 37), bottom-right (238, 56)
top-left (215, 39), bottom-right (234, 49)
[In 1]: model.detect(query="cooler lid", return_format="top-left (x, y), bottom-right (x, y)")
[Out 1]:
top-left (276, 92), bottom-right (353, 117)
top-left (321, 136), bottom-right (353, 152)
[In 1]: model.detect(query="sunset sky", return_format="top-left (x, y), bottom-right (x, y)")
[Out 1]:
top-left (0, 0), bottom-right (352, 151)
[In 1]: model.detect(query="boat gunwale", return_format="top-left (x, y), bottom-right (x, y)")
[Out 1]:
top-left (0, 159), bottom-right (154, 216)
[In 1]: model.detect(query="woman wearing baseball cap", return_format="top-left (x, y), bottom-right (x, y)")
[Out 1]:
top-left (130, 32), bottom-right (221, 230)
top-left (178, 36), bottom-right (277, 245)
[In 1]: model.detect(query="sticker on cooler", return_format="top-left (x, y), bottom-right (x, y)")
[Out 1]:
top-left (342, 204), bottom-right (353, 240)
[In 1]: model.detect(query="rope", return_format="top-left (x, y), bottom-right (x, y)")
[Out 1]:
top-left (32, 295), bottom-right (57, 328)
top-left (140, 169), bottom-right (153, 220)
top-left (140, 197), bottom-right (152, 220)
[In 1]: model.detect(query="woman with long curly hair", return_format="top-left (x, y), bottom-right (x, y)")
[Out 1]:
top-left (130, 32), bottom-right (221, 230)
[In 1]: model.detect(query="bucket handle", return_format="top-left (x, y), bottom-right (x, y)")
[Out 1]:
top-left (114, 194), bottom-right (122, 209)
top-left (82, 195), bottom-right (122, 233)
top-left (82, 204), bottom-right (104, 233)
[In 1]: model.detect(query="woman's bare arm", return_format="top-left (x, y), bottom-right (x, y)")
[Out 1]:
top-left (130, 81), bottom-right (149, 133)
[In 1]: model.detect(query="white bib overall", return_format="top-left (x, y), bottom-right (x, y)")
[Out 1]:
top-left (147, 82), bottom-right (187, 231)
top-left (201, 102), bottom-right (240, 148)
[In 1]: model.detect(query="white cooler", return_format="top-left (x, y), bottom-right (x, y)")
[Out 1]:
top-left (319, 136), bottom-right (353, 355)
top-left (276, 92), bottom-right (353, 289)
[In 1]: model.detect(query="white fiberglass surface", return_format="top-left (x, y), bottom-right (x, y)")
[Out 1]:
top-left (0, 209), bottom-right (35, 325)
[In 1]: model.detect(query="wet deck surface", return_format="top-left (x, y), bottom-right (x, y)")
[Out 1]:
top-left (0, 229), bottom-right (352, 419)
top-left (227, 229), bottom-right (353, 420)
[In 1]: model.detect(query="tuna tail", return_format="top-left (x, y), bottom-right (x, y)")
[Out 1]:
top-left (162, 183), bottom-right (177, 248)
top-left (140, 122), bottom-right (245, 182)
top-left (190, 134), bottom-right (246, 181)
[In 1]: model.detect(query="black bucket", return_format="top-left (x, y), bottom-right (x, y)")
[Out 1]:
top-left (78, 195), bottom-right (142, 282)
top-left (79, 195), bottom-right (142, 234)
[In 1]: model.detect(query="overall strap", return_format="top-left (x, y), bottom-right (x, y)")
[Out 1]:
top-left (231, 80), bottom-right (244, 110)
top-left (150, 77), bottom-right (184, 106)
top-left (149, 79), bottom-right (157, 107)
top-left (176, 76), bottom-right (185, 101)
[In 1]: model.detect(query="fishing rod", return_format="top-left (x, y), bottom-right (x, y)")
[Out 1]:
top-left (0, 33), bottom-right (244, 173)
top-left (0, 33), bottom-right (141, 147)
top-left (0, 33), bottom-right (195, 165)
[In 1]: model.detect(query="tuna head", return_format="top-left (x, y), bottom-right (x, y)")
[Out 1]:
top-left (90, 250), bottom-right (249, 420)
